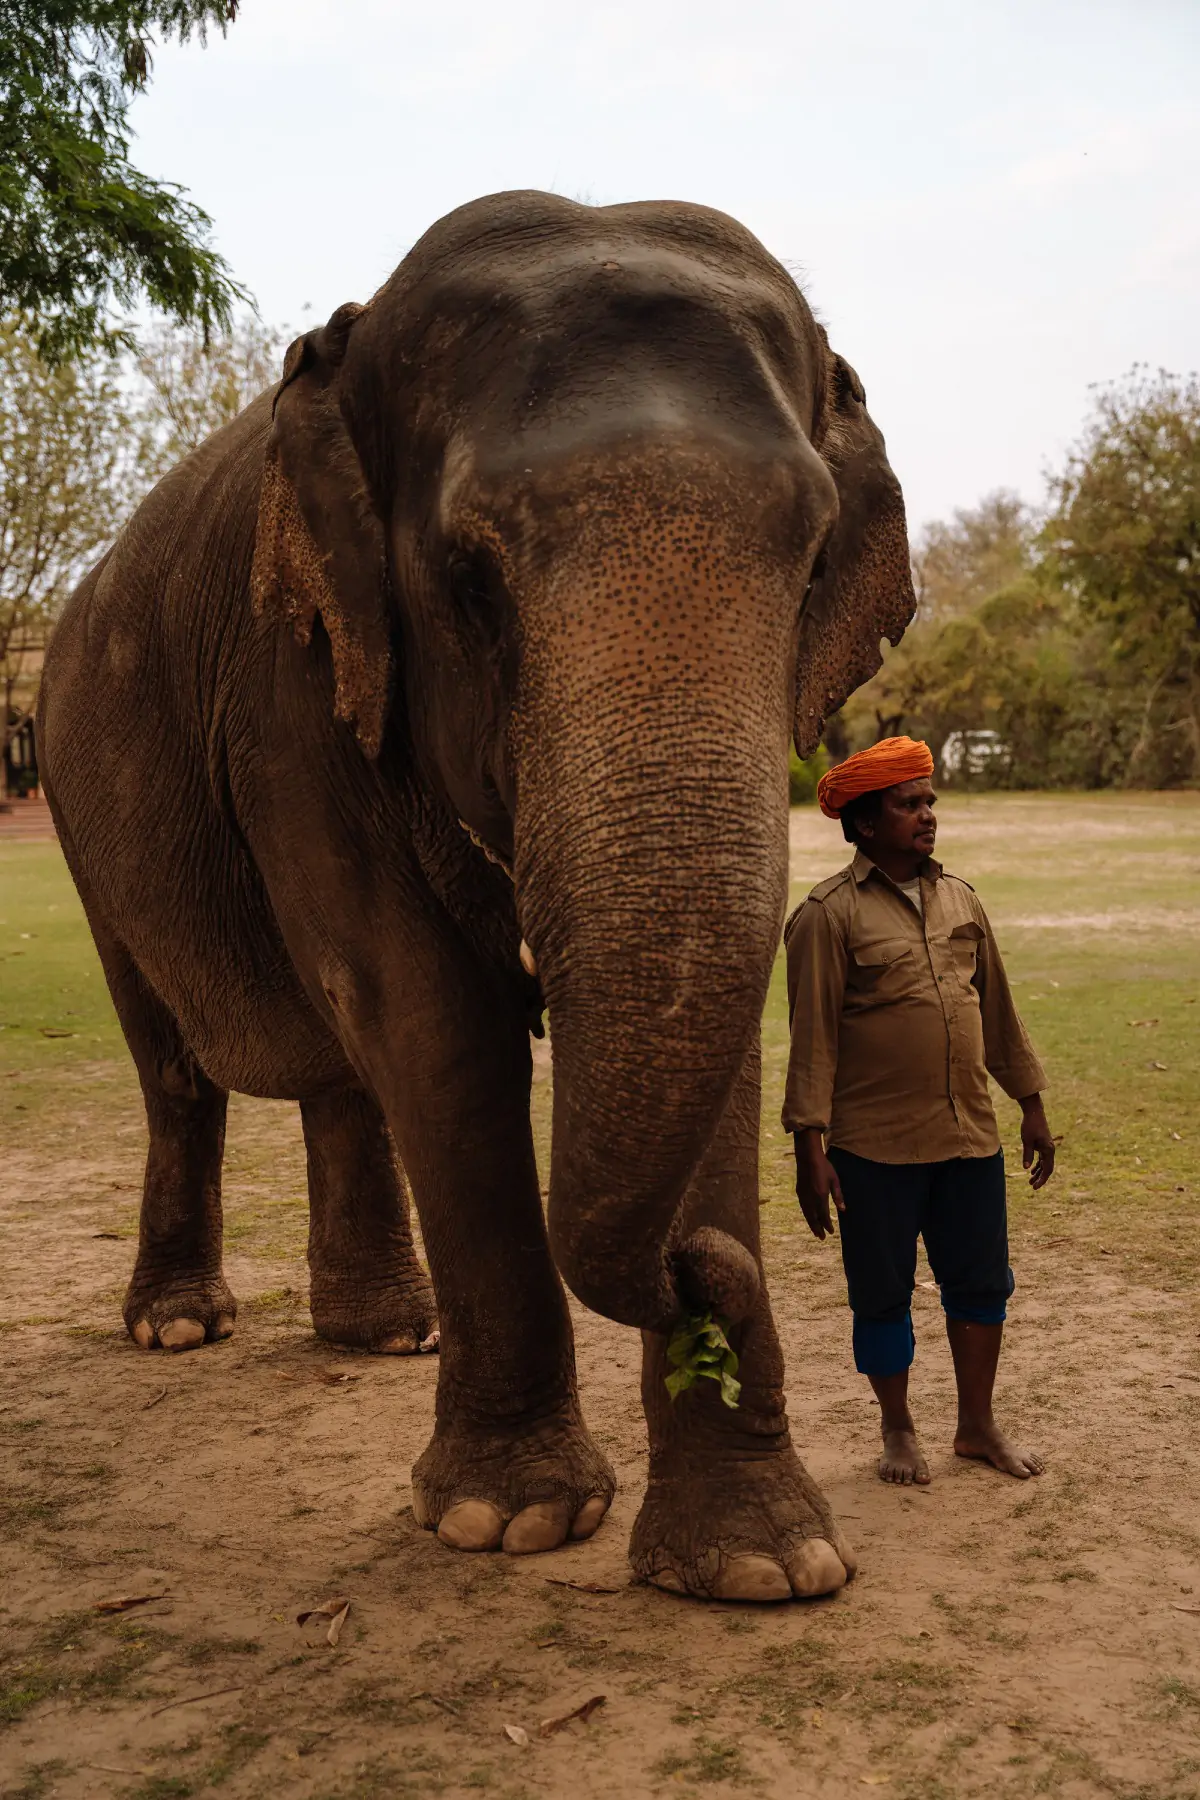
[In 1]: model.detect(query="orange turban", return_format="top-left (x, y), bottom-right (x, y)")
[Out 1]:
top-left (817, 736), bottom-right (934, 820)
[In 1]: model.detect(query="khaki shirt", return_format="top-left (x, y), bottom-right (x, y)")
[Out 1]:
top-left (782, 850), bottom-right (1045, 1164)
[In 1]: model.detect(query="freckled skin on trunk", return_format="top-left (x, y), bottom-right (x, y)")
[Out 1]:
top-left (37, 189), bottom-right (914, 1598)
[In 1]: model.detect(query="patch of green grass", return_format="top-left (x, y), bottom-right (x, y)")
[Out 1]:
top-left (124, 1780), bottom-right (195, 1800)
top-left (653, 1736), bottom-right (751, 1784)
top-left (1160, 1676), bottom-right (1200, 1713)
top-left (181, 1635), bottom-right (262, 1667)
top-left (3, 1762), bottom-right (70, 1800)
top-left (866, 1656), bottom-right (959, 1721)
top-left (335, 1678), bottom-right (424, 1726)
top-left (312, 1752), bottom-right (447, 1800)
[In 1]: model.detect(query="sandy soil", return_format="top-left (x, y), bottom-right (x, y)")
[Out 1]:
top-left (3, 794), bottom-right (1200, 1799)
top-left (3, 1103), bottom-right (1200, 1800)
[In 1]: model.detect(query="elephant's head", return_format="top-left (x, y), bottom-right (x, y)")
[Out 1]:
top-left (251, 192), bottom-right (915, 1332)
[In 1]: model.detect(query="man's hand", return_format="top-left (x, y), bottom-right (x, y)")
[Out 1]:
top-left (1019, 1094), bottom-right (1056, 1190)
top-left (794, 1128), bottom-right (845, 1239)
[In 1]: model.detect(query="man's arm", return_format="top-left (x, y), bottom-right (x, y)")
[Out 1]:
top-left (973, 903), bottom-right (1056, 1189)
top-left (783, 898), bottom-right (848, 1238)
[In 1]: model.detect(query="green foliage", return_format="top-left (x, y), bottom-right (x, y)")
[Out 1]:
top-left (842, 373), bottom-right (1200, 789)
top-left (664, 1311), bottom-right (741, 1408)
top-left (0, 2), bottom-right (247, 362)
top-left (133, 311), bottom-right (290, 479)
top-left (0, 319), bottom-right (133, 754)
top-left (788, 743), bottom-right (828, 804)
top-left (1045, 366), bottom-right (1200, 785)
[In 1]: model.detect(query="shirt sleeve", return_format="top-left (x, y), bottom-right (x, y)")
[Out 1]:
top-left (781, 898), bottom-right (847, 1134)
top-left (973, 902), bottom-right (1047, 1099)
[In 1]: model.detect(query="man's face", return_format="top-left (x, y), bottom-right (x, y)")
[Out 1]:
top-left (860, 778), bottom-right (937, 859)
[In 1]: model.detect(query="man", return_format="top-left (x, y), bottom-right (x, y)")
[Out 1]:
top-left (783, 736), bottom-right (1056, 1485)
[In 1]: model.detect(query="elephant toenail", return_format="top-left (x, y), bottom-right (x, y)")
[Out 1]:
top-left (437, 1500), bottom-right (505, 1551)
top-left (211, 1314), bottom-right (235, 1341)
top-left (712, 1555), bottom-right (792, 1603)
top-left (159, 1318), bottom-right (206, 1351)
top-left (378, 1332), bottom-right (419, 1354)
top-left (419, 1329), bottom-right (440, 1353)
top-left (569, 1495), bottom-right (610, 1541)
top-left (646, 1568), bottom-right (688, 1594)
top-left (832, 1530), bottom-right (858, 1579)
top-left (131, 1319), bottom-right (156, 1349)
top-left (787, 1538), bottom-right (849, 1598)
top-left (503, 1500), bottom-right (570, 1554)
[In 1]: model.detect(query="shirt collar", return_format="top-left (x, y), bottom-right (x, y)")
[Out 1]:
top-left (850, 849), bottom-right (943, 886)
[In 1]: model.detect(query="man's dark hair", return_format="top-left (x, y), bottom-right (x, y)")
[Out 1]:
top-left (840, 789), bottom-right (884, 846)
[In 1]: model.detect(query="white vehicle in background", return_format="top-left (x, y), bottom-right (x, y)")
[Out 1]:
top-left (941, 729), bottom-right (1011, 784)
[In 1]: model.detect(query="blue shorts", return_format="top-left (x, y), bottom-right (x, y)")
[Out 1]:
top-left (828, 1147), bottom-right (1015, 1378)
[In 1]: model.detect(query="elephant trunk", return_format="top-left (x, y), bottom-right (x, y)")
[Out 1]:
top-left (512, 535), bottom-right (796, 1333)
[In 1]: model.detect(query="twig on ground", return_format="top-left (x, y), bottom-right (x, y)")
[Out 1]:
top-left (148, 1683), bottom-right (245, 1717)
top-left (143, 1385), bottom-right (168, 1409)
top-left (544, 1577), bottom-right (623, 1594)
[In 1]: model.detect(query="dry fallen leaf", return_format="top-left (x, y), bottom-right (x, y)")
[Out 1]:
top-left (94, 1592), bottom-right (168, 1614)
top-left (1128, 1019), bottom-right (1159, 1028)
top-left (40, 1027), bottom-right (75, 1038)
top-left (1151, 1061), bottom-right (1168, 1071)
top-left (296, 1597), bottom-right (350, 1646)
top-left (92, 1231), bottom-right (122, 1240)
top-left (320, 1370), bottom-right (363, 1386)
top-left (504, 1724), bottom-right (530, 1746)
top-left (1170, 1603), bottom-right (1200, 1615)
top-left (538, 1693), bottom-right (606, 1736)
top-left (860, 1779), bottom-right (890, 1788)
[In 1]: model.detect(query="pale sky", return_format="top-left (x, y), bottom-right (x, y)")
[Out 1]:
top-left (132, 0), bottom-right (1199, 530)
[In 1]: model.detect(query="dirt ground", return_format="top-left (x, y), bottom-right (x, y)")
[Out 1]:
top-left (3, 794), bottom-right (1199, 1800)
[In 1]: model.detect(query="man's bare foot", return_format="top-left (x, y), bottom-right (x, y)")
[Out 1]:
top-left (879, 1425), bottom-right (931, 1485)
top-left (954, 1420), bottom-right (1044, 1479)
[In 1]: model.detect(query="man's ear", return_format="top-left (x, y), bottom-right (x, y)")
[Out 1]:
top-left (250, 302), bottom-right (393, 757)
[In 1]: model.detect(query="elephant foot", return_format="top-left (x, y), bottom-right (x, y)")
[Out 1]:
top-left (629, 1446), bottom-right (856, 1602)
top-left (309, 1269), bottom-right (440, 1355)
top-left (124, 1260), bottom-right (237, 1352)
top-left (411, 1410), bottom-right (616, 1554)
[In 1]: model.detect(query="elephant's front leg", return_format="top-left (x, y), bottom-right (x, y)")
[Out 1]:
top-left (341, 932), bottom-right (615, 1554)
top-left (630, 1037), bottom-right (856, 1601)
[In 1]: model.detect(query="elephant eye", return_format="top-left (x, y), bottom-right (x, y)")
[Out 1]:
top-left (447, 546), bottom-right (508, 645)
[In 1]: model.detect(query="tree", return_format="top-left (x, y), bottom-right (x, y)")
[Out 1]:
top-left (838, 492), bottom-right (1038, 763)
top-left (133, 311), bottom-right (290, 480)
top-left (0, 2), bottom-right (245, 363)
top-left (1044, 367), bottom-right (1200, 783)
top-left (911, 489), bottom-right (1033, 623)
top-left (0, 318), bottom-right (133, 773)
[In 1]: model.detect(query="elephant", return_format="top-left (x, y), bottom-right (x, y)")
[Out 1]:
top-left (37, 190), bottom-right (915, 1602)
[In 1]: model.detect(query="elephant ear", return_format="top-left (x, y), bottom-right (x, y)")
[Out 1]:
top-left (793, 352), bottom-right (916, 756)
top-left (251, 302), bottom-right (393, 758)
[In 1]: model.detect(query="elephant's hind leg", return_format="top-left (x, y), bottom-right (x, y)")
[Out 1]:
top-left (100, 938), bottom-right (236, 1352)
top-left (301, 1085), bottom-right (438, 1353)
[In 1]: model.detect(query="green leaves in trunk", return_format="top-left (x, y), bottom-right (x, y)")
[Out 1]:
top-left (664, 1311), bottom-right (741, 1410)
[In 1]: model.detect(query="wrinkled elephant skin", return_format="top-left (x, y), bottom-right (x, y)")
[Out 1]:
top-left (38, 192), bottom-right (915, 1600)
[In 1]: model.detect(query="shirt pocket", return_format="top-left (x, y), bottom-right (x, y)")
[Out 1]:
top-left (949, 919), bottom-right (985, 987)
top-left (848, 937), bottom-right (920, 1004)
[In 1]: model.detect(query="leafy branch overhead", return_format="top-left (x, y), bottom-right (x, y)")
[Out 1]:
top-left (0, 2), bottom-right (247, 362)
top-left (665, 1311), bottom-right (742, 1409)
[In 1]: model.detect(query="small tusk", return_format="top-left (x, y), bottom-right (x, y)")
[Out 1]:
top-left (519, 939), bottom-right (538, 977)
